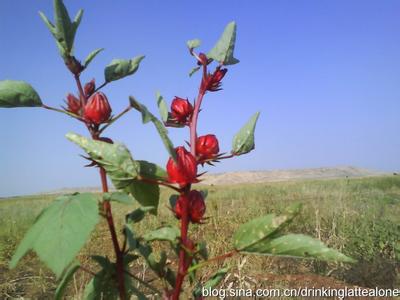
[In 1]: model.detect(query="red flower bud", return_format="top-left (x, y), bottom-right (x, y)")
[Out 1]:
top-left (188, 190), bottom-right (206, 223)
top-left (167, 146), bottom-right (198, 186)
top-left (196, 134), bottom-right (220, 160)
top-left (171, 97), bottom-right (193, 124)
top-left (83, 92), bottom-right (112, 125)
top-left (202, 67), bottom-right (227, 92)
top-left (65, 93), bottom-right (81, 114)
top-left (174, 195), bottom-right (185, 219)
top-left (84, 79), bottom-right (96, 98)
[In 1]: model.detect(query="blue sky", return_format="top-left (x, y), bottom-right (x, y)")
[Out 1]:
top-left (1, 0), bottom-right (399, 196)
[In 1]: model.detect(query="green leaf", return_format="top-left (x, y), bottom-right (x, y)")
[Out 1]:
top-left (125, 181), bottom-right (159, 214)
top-left (243, 234), bottom-right (355, 263)
top-left (55, 261), bottom-right (80, 300)
top-left (169, 195), bottom-right (179, 209)
top-left (187, 39), bottom-right (201, 49)
top-left (84, 257), bottom-right (147, 300)
top-left (66, 133), bottom-right (161, 212)
top-left (231, 111), bottom-right (260, 155)
top-left (156, 92), bottom-right (169, 122)
top-left (124, 224), bottom-right (138, 251)
top-left (126, 206), bottom-right (155, 224)
top-left (137, 160), bottom-right (168, 181)
top-left (0, 80), bottom-right (42, 108)
top-left (197, 241), bottom-right (208, 260)
top-left (105, 56), bottom-right (145, 82)
top-left (10, 193), bottom-right (99, 277)
top-left (233, 203), bottom-right (301, 251)
top-left (189, 66), bottom-right (201, 77)
top-left (103, 192), bottom-right (134, 205)
top-left (129, 96), bottom-right (177, 162)
top-left (39, 11), bottom-right (57, 36)
top-left (67, 133), bottom-right (138, 189)
top-left (70, 9), bottom-right (83, 47)
top-left (193, 267), bottom-right (229, 297)
top-left (83, 48), bottom-right (104, 68)
top-left (53, 0), bottom-right (76, 53)
top-left (207, 21), bottom-right (239, 65)
top-left (143, 226), bottom-right (180, 243)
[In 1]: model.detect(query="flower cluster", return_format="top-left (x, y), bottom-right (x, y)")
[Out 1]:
top-left (64, 79), bottom-right (112, 127)
top-left (165, 52), bottom-right (227, 225)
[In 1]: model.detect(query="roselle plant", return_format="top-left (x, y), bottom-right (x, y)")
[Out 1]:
top-left (1, 1), bottom-right (355, 299)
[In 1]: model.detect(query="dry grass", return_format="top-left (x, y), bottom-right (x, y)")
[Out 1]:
top-left (0, 176), bottom-right (399, 299)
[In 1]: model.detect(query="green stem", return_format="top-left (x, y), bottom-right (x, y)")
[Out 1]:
top-left (98, 105), bottom-right (132, 135)
top-left (42, 104), bottom-right (84, 121)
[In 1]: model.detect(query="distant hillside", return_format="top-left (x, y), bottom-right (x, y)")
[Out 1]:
top-left (43, 166), bottom-right (388, 195)
top-left (200, 166), bottom-right (386, 185)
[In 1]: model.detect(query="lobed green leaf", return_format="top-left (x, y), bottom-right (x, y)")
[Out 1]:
top-left (231, 111), bottom-right (260, 155)
top-left (243, 234), bottom-right (355, 263)
top-left (66, 133), bottom-right (161, 212)
top-left (0, 80), bottom-right (42, 108)
top-left (10, 193), bottom-right (99, 277)
top-left (143, 226), bottom-right (180, 243)
top-left (207, 21), bottom-right (239, 65)
top-left (233, 203), bottom-right (302, 251)
top-left (104, 56), bottom-right (145, 82)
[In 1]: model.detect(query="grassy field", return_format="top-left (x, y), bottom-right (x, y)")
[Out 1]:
top-left (0, 176), bottom-right (399, 299)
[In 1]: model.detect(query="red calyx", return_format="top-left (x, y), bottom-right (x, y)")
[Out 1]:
top-left (171, 97), bottom-right (193, 124)
top-left (65, 93), bottom-right (81, 115)
top-left (167, 146), bottom-right (198, 186)
top-left (201, 67), bottom-right (228, 92)
top-left (83, 92), bottom-right (112, 125)
top-left (173, 190), bottom-right (206, 223)
top-left (196, 134), bottom-right (220, 160)
top-left (84, 79), bottom-right (96, 98)
top-left (174, 195), bottom-right (185, 219)
top-left (188, 190), bottom-right (206, 223)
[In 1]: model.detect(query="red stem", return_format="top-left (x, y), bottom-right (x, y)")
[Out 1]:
top-left (74, 74), bottom-right (126, 299)
top-left (172, 64), bottom-right (208, 300)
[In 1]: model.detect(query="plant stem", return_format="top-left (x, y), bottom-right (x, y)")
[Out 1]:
top-left (74, 73), bottom-right (126, 299)
top-left (98, 105), bottom-right (132, 135)
top-left (94, 81), bottom-right (108, 93)
top-left (172, 64), bottom-right (208, 300)
top-left (74, 74), bottom-right (86, 108)
top-left (42, 104), bottom-right (84, 121)
top-left (99, 161), bottom-right (126, 300)
top-left (172, 190), bottom-right (190, 300)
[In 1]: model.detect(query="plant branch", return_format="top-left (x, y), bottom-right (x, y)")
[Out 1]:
top-left (94, 81), bottom-right (108, 93)
top-left (98, 105), bottom-right (132, 134)
top-left (42, 104), bottom-right (84, 121)
top-left (138, 176), bottom-right (182, 193)
top-left (188, 249), bottom-right (238, 273)
top-left (74, 74), bottom-right (87, 108)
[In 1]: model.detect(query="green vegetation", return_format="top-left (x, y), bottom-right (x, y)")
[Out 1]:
top-left (1, 175), bottom-right (399, 298)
